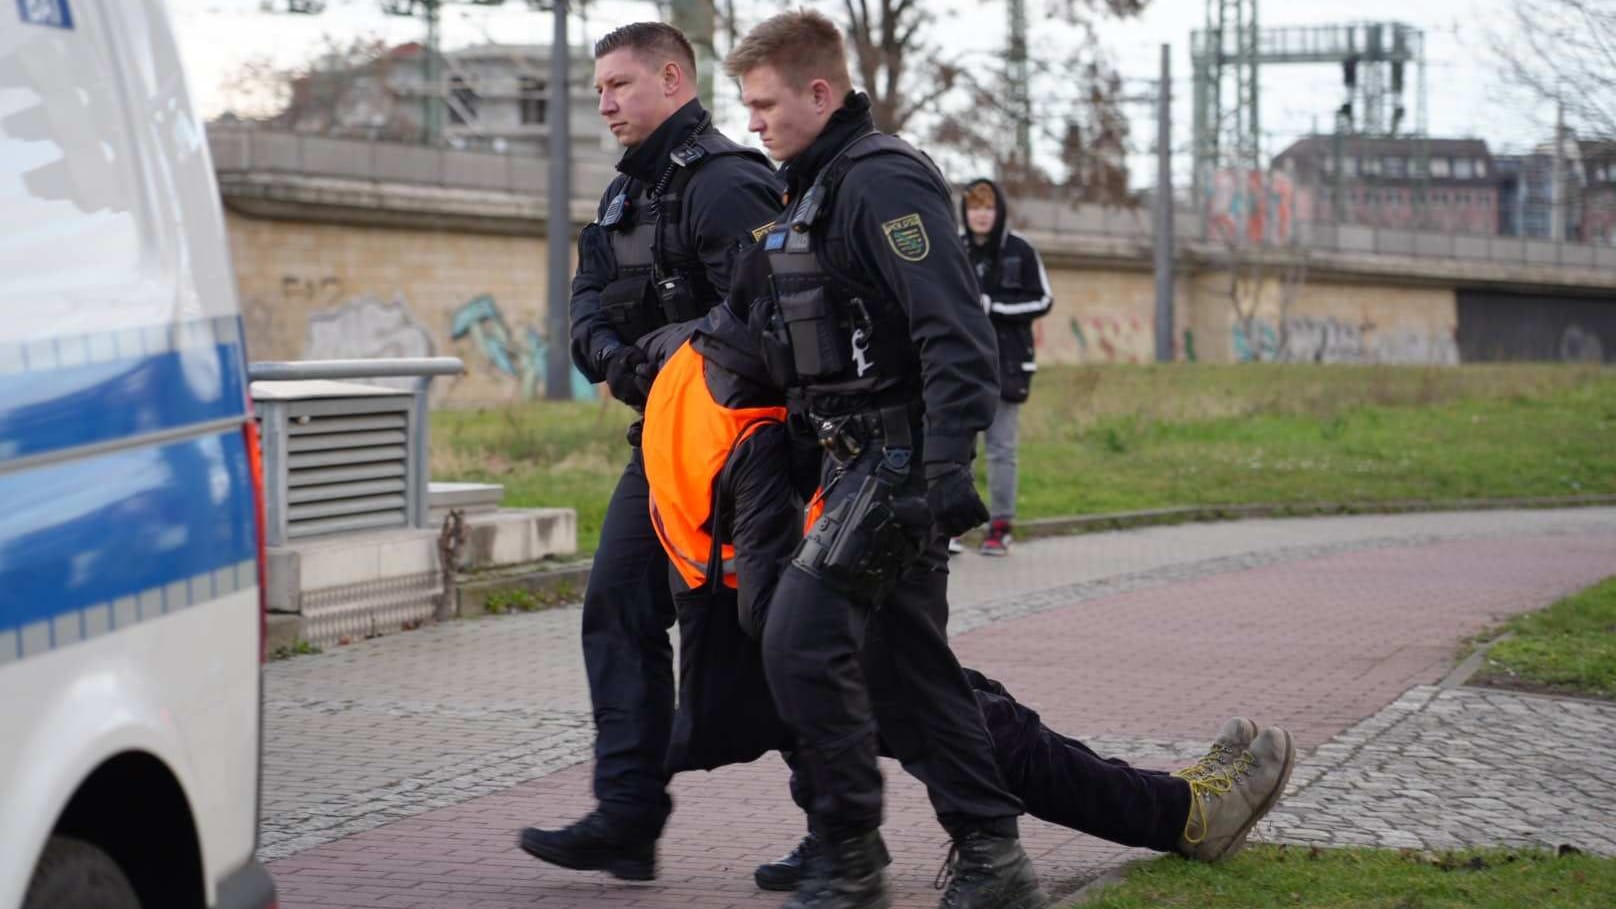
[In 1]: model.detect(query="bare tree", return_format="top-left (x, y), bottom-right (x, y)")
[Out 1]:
top-left (1211, 171), bottom-right (1309, 362)
top-left (838, 0), bottom-right (959, 134)
top-left (837, 0), bottom-right (1148, 199)
top-left (1492, 0), bottom-right (1616, 137)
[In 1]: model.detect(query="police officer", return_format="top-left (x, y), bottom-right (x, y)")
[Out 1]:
top-left (519, 21), bottom-right (782, 879)
top-left (722, 11), bottom-right (1042, 909)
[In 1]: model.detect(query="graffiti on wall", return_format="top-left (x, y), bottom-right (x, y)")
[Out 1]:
top-left (301, 293), bottom-right (438, 392)
top-left (1068, 315), bottom-right (1153, 363)
top-left (1232, 316), bottom-right (1459, 365)
top-left (449, 294), bottom-right (597, 401)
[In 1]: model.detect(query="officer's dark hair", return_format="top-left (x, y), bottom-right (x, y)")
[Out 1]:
top-left (594, 22), bottom-right (697, 79)
top-left (723, 9), bottom-right (851, 91)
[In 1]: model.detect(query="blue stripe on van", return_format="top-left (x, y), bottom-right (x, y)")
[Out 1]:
top-left (0, 427), bottom-right (258, 636)
top-left (0, 316), bottom-right (248, 464)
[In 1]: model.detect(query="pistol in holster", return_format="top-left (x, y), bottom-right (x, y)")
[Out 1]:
top-left (791, 448), bottom-right (926, 602)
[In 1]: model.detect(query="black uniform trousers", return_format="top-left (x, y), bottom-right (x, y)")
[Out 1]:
top-left (762, 444), bottom-right (1023, 840)
top-left (581, 442), bottom-right (678, 837)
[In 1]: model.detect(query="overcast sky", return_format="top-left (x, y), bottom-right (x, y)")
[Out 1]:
top-left (169, 0), bottom-right (1553, 186)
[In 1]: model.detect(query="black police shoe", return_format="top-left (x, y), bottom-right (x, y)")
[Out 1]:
top-left (783, 829), bottom-right (890, 909)
top-left (934, 830), bottom-right (1047, 909)
top-left (518, 810), bottom-right (656, 881)
top-left (756, 831), bottom-right (893, 891)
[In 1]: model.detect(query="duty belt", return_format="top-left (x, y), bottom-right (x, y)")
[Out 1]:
top-left (810, 403), bottom-right (914, 465)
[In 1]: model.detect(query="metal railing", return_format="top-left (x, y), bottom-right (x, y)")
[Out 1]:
top-left (1006, 196), bottom-right (1616, 271)
top-left (249, 358), bottom-right (464, 545)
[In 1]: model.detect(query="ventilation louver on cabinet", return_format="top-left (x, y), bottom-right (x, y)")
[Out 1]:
top-left (254, 386), bottom-right (425, 546)
top-left (284, 406), bottom-right (410, 538)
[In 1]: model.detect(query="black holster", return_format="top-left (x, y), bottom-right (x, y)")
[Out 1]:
top-left (791, 449), bottom-right (926, 603)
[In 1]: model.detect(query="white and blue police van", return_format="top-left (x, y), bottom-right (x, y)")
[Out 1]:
top-left (1, 1), bottom-right (276, 907)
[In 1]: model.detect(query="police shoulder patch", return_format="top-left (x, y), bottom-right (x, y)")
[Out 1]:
top-left (881, 213), bottom-right (930, 262)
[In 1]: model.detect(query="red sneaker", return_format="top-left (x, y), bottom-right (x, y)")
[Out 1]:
top-left (979, 519), bottom-right (1012, 557)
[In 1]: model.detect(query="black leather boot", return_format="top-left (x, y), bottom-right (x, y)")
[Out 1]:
top-left (756, 831), bottom-right (892, 892)
top-left (783, 828), bottom-right (890, 909)
top-left (518, 810), bottom-right (656, 881)
top-left (934, 830), bottom-right (1046, 909)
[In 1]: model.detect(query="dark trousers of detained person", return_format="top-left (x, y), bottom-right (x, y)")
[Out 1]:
top-left (581, 441), bottom-right (678, 839)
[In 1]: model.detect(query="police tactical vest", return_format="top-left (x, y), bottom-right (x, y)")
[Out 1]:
top-left (642, 342), bottom-right (787, 592)
top-left (598, 128), bottom-right (770, 345)
top-left (759, 131), bottom-right (953, 403)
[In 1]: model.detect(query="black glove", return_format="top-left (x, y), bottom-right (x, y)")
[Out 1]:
top-left (604, 345), bottom-right (653, 409)
top-left (925, 462), bottom-right (988, 538)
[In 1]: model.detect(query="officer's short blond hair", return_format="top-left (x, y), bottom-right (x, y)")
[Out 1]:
top-left (724, 9), bottom-right (852, 92)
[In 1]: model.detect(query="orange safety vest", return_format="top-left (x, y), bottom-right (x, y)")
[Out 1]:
top-left (643, 342), bottom-right (787, 591)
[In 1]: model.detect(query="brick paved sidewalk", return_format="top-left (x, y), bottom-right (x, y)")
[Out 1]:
top-left (264, 512), bottom-right (1616, 908)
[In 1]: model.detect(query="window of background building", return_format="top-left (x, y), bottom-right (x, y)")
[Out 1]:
top-left (1321, 156), bottom-right (1334, 174)
top-left (1344, 156), bottom-right (1359, 176)
top-left (1474, 159), bottom-right (1488, 178)
top-left (448, 75), bottom-right (478, 125)
top-left (1454, 158), bottom-right (1474, 179)
top-left (1363, 156), bottom-right (1382, 176)
top-left (1431, 157), bottom-right (1451, 178)
top-left (519, 77), bottom-right (547, 125)
top-left (1411, 158), bottom-right (1427, 177)
top-left (1385, 156), bottom-right (1407, 178)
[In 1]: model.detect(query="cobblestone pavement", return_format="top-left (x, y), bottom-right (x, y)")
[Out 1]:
top-left (261, 508), bottom-right (1616, 906)
top-left (1256, 686), bottom-right (1616, 855)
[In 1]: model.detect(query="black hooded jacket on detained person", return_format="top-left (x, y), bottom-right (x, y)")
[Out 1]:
top-left (960, 178), bottom-right (1053, 404)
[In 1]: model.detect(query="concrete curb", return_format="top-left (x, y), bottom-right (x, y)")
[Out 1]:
top-left (453, 494), bottom-right (1616, 613)
top-left (454, 559), bottom-right (591, 616)
top-left (1061, 857), bottom-right (1152, 905)
top-left (992, 494), bottom-right (1616, 545)
top-left (1440, 633), bottom-right (1512, 690)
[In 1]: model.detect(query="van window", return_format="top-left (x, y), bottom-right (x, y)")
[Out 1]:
top-left (0, 11), bottom-right (147, 334)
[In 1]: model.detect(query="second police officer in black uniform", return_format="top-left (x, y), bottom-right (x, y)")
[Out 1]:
top-left (519, 22), bottom-right (783, 878)
top-left (724, 11), bottom-right (1046, 909)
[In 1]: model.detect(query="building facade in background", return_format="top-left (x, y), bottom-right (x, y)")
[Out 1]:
top-left (1272, 136), bottom-right (1500, 235)
top-left (248, 41), bottom-right (612, 159)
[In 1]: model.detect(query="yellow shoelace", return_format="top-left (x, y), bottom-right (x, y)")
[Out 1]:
top-left (1174, 751), bottom-right (1255, 844)
top-left (1173, 741), bottom-right (1237, 782)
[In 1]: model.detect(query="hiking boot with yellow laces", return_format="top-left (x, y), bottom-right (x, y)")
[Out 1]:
top-left (1175, 717), bottom-right (1257, 781)
top-left (1172, 726), bottom-right (1295, 862)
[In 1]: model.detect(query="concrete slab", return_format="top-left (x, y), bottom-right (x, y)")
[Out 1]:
top-left (429, 481), bottom-right (505, 521)
top-left (460, 508), bottom-right (577, 569)
top-left (268, 528), bottom-right (441, 610)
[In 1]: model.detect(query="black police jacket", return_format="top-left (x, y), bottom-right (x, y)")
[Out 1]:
top-left (568, 99), bottom-right (783, 383)
top-left (959, 178), bottom-right (1053, 404)
top-left (754, 93), bottom-right (999, 466)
